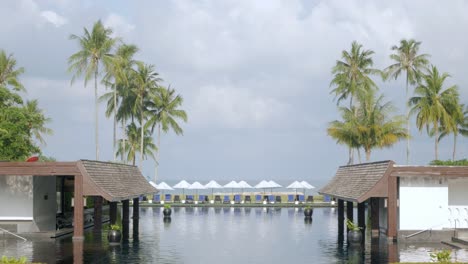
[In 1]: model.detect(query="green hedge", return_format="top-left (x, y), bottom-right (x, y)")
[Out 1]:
top-left (430, 159), bottom-right (468, 166)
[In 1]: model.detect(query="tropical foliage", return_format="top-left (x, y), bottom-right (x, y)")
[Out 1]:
top-left (430, 159), bottom-right (468, 166)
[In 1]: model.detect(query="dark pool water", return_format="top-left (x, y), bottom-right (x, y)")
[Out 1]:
top-left (1, 207), bottom-right (468, 263)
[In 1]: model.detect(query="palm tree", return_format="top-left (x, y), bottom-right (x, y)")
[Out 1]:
top-left (68, 20), bottom-right (117, 160)
top-left (409, 66), bottom-right (460, 160)
top-left (0, 50), bottom-right (25, 92)
top-left (101, 44), bottom-right (139, 161)
top-left (385, 39), bottom-right (430, 164)
top-left (437, 104), bottom-right (468, 161)
top-left (24, 100), bottom-right (53, 146)
top-left (147, 86), bottom-right (188, 181)
top-left (330, 41), bottom-right (380, 108)
top-left (116, 123), bottom-right (157, 166)
top-left (131, 62), bottom-right (161, 170)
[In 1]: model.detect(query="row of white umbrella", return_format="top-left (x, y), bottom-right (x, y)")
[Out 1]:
top-left (149, 180), bottom-right (315, 196)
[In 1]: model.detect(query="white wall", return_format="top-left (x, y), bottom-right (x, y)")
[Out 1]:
top-left (0, 176), bottom-right (33, 219)
top-left (33, 176), bottom-right (57, 231)
top-left (399, 177), bottom-right (448, 230)
top-left (448, 179), bottom-right (468, 228)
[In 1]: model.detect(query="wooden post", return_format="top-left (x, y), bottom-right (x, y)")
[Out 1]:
top-left (73, 239), bottom-right (84, 264)
top-left (370, 197), bottom-right (380, 237)
top-left (358, 202), bottom-right (366, 244)
top-left (73, 174), bottom-right (84, 240)
top-left (109, 202), bottom-right (117, 225)
top-left (133, 197), bottom-right (139, 241)
top-left (93, 196), bottom-right (102, 232)
top-left (387, 175), bottom-right (398, 242)
top-left (338, 199), bottom-right (344, 238)
top-left (122, 199), bottom-right (129, 241)
top-left (346, 201), bottom-right (353, 232)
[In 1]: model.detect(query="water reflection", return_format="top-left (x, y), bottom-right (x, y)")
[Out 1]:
top-left (2, 207), bottom-right (468, 263)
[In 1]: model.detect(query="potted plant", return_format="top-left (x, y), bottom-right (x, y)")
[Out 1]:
top-left (163, 204), bottom-right (172, 217)
top-left (107, 224), bottom-right (121, 244)
top-left (346, 219), bottom-right (362, 244)
top-left (303, 206), bottom-right (313, 218)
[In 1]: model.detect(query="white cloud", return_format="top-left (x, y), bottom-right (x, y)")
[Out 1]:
top-left (40, 10), bottom-right (67, 27)
top-left (104, 13), bottom-right (135, 38)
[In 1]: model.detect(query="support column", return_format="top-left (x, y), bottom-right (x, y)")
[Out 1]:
top-left (73, 174), bottom-right (84, 240)
top-left (73, 239), bottom-right (84, 264)
top-left (346, 201), bottom-right (354, 232)
top-left (133, 197), bottom-right (139, 241)
top-left (387, 175), bottom-right (398, 242)
top-left (109, 202), bottom-right (117, 225)
top-left (337, 199), bottom-right (344, 239)
top-left (122, 199), bottom-right (130, 241)
top-left (93, 196), bottom-right (103, 232)
top-left (370, 198), bottom-right (380, 237)
top-left (358, 202), bottom-right (366, 243)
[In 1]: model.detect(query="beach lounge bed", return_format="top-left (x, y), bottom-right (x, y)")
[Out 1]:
top-left (268, 195), bottom-right (275, 204)
top-left (234, 194), bottom-right (241, 204)
top-left (275, 196), bottom-right (282, 203)
top-left (173, 195), bottom-right (181, 203)
top-left (198, 195), bottom-right (206, 204)
top-left (306, 195), bottom-right (314, 203)
top-left (153, 194), bottom-right (161, 203)
top-left (215, 195), bottom-right (222, 203)
top-left (245, 195), bottom-right (252, 203)
top-left (165, 194), bottom-right (172, 203)
top-left (186, 195), bottom-right (194, 204)
top-left (223, 195), bottom-right (230, 204)
top-left (298, 195), bottom-right (305, 203)
top-left (139, 195), bottom-right (144, 202)
top-left (287, 194), bottom-right (294, 203)
top-left (255, 195), bottom-right (262, 203)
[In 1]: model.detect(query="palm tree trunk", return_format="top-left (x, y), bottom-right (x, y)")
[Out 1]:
top-left (366, 149), bottom-right (371, 161)
top-left (405, 74), bottom-right (410, 165)
top-left (154, 123), bottom-right (161, 183)
top-left (347, 147), bottom-right (352, 165)
top-left (357, 148), bottom-right (362, 163)
top-left (95, 65), bottom-right (99, 161)
top-left (113, 88), bottom-right (117, 161)
top-left (140, 96), bottom-right (144, 170)
top-left (434, 122), bottom-right (439, 160)
top-left (122, 119), bottom-right (126, 163)
top-left (453, 134), bottom-right (457, 161)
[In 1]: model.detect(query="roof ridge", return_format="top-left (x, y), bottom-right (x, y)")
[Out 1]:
top-left (339, 160), bottom-right (393, 168)
top-left (80, 159), bottom-right (137, 168)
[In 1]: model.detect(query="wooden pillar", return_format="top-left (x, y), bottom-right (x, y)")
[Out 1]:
top-left (346, 201), bottom-right (353, 232)
top-left (93, 196), bottom-right (103, 232)
top-left (109, 202), bottom-right (117, 225)
top-left (370, 197), bottom-right (380, 237)
top-left (73, 174), bottom-right (84, 240)
top-left (387, 175), bottom-right (398, 242)
top-left (122, 199), bottom-right (130, 241)
top-left (73, 239), bottom-right (84, 264)
top-left (133, 198), bottom-right (139, 240)
top-left (358, 202), bottom-right (366, 233)
top-left (337, 199), bottom-right (344, 238)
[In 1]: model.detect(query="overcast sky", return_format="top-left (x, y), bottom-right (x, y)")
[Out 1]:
top-left (1, 0), bottom-right (467, 186)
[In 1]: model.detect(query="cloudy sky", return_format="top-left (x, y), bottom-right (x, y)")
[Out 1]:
top-left (1, 0), bottom-right (467, 186)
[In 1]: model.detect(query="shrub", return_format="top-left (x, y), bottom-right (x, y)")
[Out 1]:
top-left (110, 224), bottom-right (121, 231)
top-left (430, 159), bottom-right (468, 166)
top-left (346, 219), bottom-right (361, 231)
top-left (0, 256), bottom-right (28, 264)
top-left (429, 249), bottom-right (451, 263)
top-left (164, 204), bottom-right (171, 210)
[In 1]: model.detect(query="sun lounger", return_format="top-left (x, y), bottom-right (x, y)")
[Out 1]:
top-left (223, 195), bottom-right (230, 204)
top-left (198, 195), bottom-right (206, 204)
top-left (287, 194), bottom-right (294, 203)
top-left (306, 195), bottom-right (314, 203)
top-left (165, 194), bottom-right (172, 203)
top-left (255, 195), bottom-right (262, 203)
top-left (186, 195), bottom-right (194, 204)
top-left (275, 196), bottom-right (282, 203)
top-left (173, 195), bottom-right (181, 203)
top-left (234, 194), bottom-right (241, 204)
top-left (139, 195), bottom-right (144, 201)
top-left (215, 195), bottom-right (222, 203)
top-left (245, 195), bottom-right (252, 203)
top-left (298, 195), bottom-right (305, 203)
top-left (268, 195), bottom-right (275, 204)
top-left (153, 194), bottom-right (161, 203)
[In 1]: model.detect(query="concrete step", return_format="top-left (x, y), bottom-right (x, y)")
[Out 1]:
top-left (442, 240), bottom-right (468, 249)
top-left (452, 236), bottom-right (468, 246)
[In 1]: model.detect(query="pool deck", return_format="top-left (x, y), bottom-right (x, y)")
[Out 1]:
top-left (138, 201), bottom-right (335, 208)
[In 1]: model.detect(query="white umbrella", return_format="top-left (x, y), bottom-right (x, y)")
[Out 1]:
top-left (173, 180), bottom-right (191, 196)
top-left (224, 181), bottom-right (241, 195)
top-left (205, 180), bottom-right (223, 199)
top-left (238, 180), bottom-right (253, 194)
top-left (268, 180), bottom-right (282, 194)
top-left (149, 181), bottom-right (158, 189)
top-left (188, 181), bottom-right (206, 200)
top-left (157, 182), bottom-right (174, 190)
top-left (255, 180), bottom-right (272, 194)
top-left (300, 180), bottom-right (315, 196)
top-left (286, 181), bottom-right (305, 196)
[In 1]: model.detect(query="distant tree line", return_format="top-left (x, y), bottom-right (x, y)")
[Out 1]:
top-left (0, 50), bottom-right (52, 161)
top-left (327, 40), bottom-right (468, 164)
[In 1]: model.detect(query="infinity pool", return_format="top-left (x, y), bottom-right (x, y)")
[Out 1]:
top-left (1, 207), bottom-right (468, 263)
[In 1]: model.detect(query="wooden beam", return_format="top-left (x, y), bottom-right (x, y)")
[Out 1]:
top-left (93, 196), bottom-right (102, 232)
top-left (0, 162), bottom-right (80, 176)
top-left (337, 199), bottom-right (344, 238)
top-left (122, 200), bottom-right (129, 241)
top-left (387, 175), bottom-right (398, 242)
top-left (370, 197), bottom-right (380, 237)
top-left (109, 202), bottom-right (117, 225)
top-left (133, 198), bottom-right (139, 241)
top-left (346, 201), bottom-right (353, 232)
top-left (391, 166), bottom-right (468, 177)
top-left (73, 174), bottom-right (84, 240)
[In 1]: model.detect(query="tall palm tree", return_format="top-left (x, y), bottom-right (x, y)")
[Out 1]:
top-left (330, 41), bottom-right (380, 108)
top-left (147, 86), bottom-right (187, 181)
top-left (116, 123), bottom-right (157, 166)
top-left (131, 62), bottom-right (161, 170)
top-left (0, 50), bottom-right (25, 92)
top-left (409, 66), bottom-right (460, 160)
top-left (437, 104), bottom-right (468, 161)
top-left (385, 39), bottom-right (430, 164)
top-left (68, 20), bottom-right (117, 160)
top-left (101, 44), bottom-right (139, 161)
top-left (24, 100), bottom-right (53, 146)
